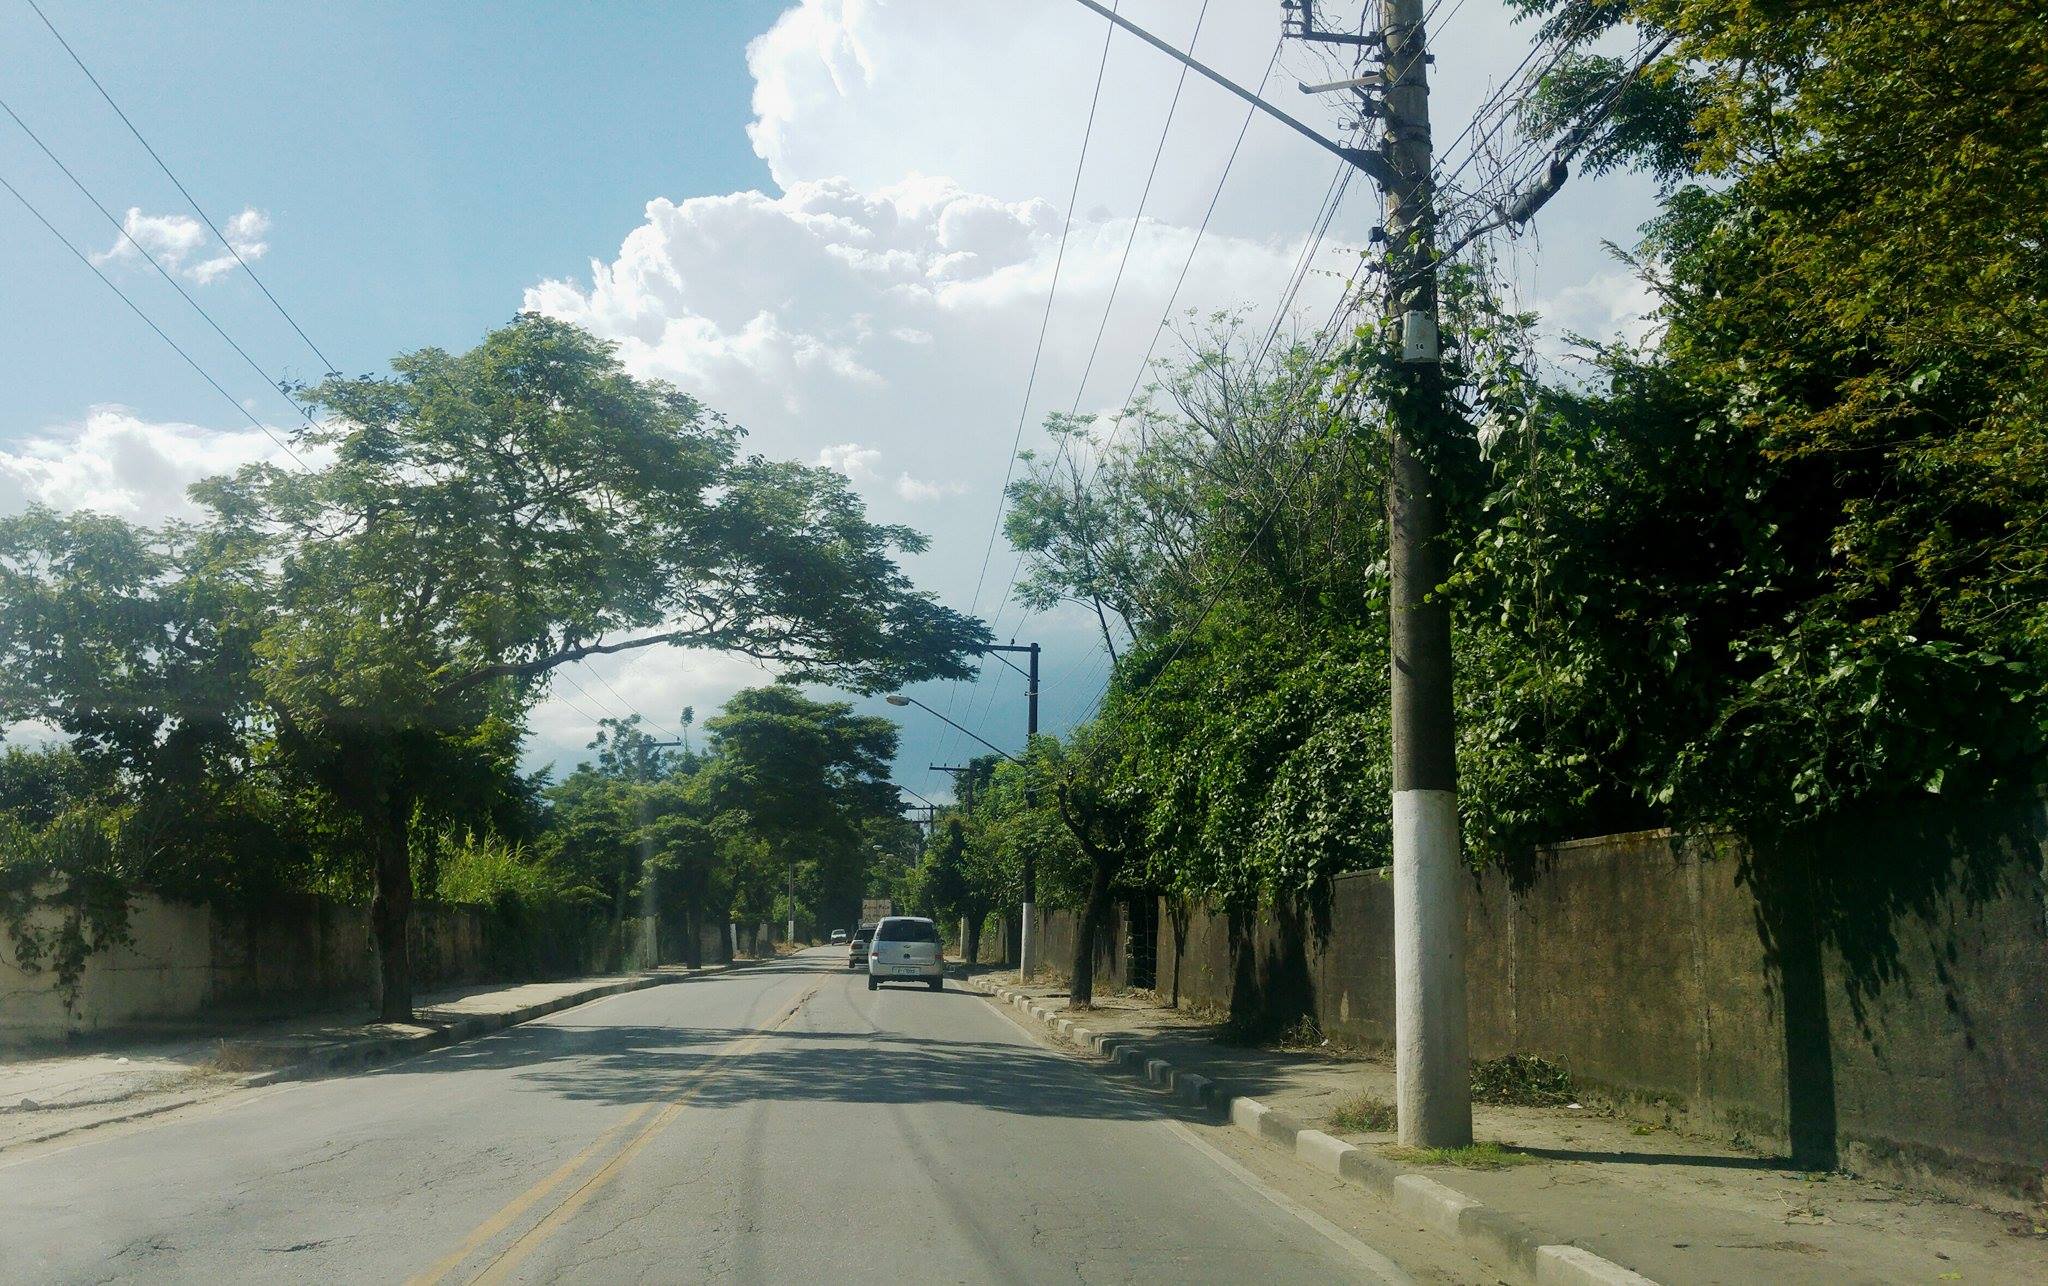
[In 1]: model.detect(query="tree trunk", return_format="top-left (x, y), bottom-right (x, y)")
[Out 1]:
top-left (1169, 898), bottom-right (1189, 1008)
top-left (682, 899), bottom-right (702, 968)
top-left (369, 806), bottom-right (414, 1021)
top-left (1069, 857), bottom-right (1115, 1009)
top-left (964, 911), bottom-right (983, 969)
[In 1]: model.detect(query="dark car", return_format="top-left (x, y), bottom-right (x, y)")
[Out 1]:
top-left (848, 923), bottom-right (876, 969)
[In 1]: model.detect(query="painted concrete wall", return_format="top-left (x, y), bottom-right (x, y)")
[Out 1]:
top-left (1033, 796), bottom-right (2048, 1209)
top-left (2, 894), bottom-right (573, 1043)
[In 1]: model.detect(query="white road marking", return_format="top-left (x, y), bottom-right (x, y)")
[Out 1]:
top-left (971, 985), bottom-right (1417, 1284)
top-left (1163, 1117), bottom-right (1418, 1285)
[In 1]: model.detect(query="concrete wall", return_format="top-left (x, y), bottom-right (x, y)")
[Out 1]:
top-left (1, 893), bottom-right (606, 1043)
top-left (1035, 797), bottom-right (2047, 1209)
top-left (1031, 904), bottom-right (1118, 991)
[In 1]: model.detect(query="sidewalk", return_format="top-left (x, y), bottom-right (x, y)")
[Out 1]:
top-left (0, 963), bottom-right (738, 1154)
top-left (975, 972), bottom-right (2048, 1285)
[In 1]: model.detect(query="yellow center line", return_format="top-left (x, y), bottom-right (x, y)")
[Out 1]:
top-left (404, 1102), bottom-right (659, 1286)
top-left (417, 984), bottom-right (817, 1286)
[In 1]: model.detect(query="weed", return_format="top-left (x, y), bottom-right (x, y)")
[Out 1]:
top-left (1327, 1093), bottom-right (1397, 1134)
top-left (1470, 1053), bottom-right (1574, 1106)
top-left (1382, 1141), bottom-right (1540, 1170)
top-left (1629, 1122), bottom-right (1655, 1137)
top-left (1216, 1009), bottom-right (1321, 1048)
top-left (1274, 1013), bottom-right (1324, 1048)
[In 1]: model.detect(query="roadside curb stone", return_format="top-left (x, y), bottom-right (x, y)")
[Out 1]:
top-left (968, 977), bottom-right (1657, 1286)
top-left (243, 959), bottom-right (772, 1086)
top-left (5, 960), bottom-right (776, 1155)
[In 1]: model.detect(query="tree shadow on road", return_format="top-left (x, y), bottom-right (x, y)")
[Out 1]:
top-left (365, 989), bottom-right (1169, 1123)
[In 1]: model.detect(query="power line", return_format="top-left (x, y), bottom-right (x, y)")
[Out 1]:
top-left (546, 670), bottom-right (615, 733)
top-left (0, 93), bottom-right (322, 433)
top-left (960, 0), bottom-right (1121, 625)
top-left (975, 37), bottom-right (1290, 672)
top-left (1002, 153), bottom-right (1356, 736)
top-left (576, 658), bottom-right (681, 742)
top-left (26, 0), bottom-right (339, 375)
top-left (948, 4), bottom-right (1233, 754)
top-left (0, 167), bottom-right (311, 471)
top-left (1065, 0), bottom-right (1213, 416)
top-left (1082, 235), bottom-right (1375, 719)
top-left (935, 0), bottom-right (1123, 775)
top-left (974, 45), bottom-right (1362, 745)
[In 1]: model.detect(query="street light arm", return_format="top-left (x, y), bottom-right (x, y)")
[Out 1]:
top-left (892, 782), bottom-right (939, 809)
top-left (888, 694), bottom-right (1023, 764)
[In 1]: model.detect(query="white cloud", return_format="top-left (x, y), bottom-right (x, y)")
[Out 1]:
top-left (93, 205), bottom-right (269, 284)
top-left (0, 406), bottom-right (293, 522)
top-left (817, 440), bottom-right (965, 505)
top-left (1535, 268), bottom-right (1665, 366)
top-left (525, 174), bottom-right (1357, 509)
top-left (894, 473), bottom-right (965, 502)
top-left (816, 441), bottom-right (881, 478)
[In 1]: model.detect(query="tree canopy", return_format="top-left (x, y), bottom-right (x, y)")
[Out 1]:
top-left (0, 315), bottom-right (985, 1015)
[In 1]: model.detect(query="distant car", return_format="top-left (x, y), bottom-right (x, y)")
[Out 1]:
top-left (848, 923), bottom-right (875, 969)
top-left (866, 916), bottom-right (943, 991)
top-left (830, 929), bottom-right (848, 944)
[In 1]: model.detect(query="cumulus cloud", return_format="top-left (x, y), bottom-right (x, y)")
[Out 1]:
top-left (742, 0), bottom-right (1389, 241)
top-left (0, 406), bottom-right (293, 522)
top-left (93, 205), bottom-right (269, 284)
top-left (816, 441), bottom-right (882, 478)
top-left (894, 473), bottom-right (965, 502)
top-left (817, 440), bottom-right (966, 504)
top-left (1536, 268), bottom-right (1665, 364)
top-left (526, 174), bottom-right (1357, 495)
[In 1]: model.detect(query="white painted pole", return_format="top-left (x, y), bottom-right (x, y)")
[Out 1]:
top-left (1019, 901), bottom-right (1036, 980)
top-left (1393, 789), bottom-right (1472, 1146)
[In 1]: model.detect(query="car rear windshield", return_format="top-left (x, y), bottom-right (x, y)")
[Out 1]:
top-left (853, 929), bottom-right (874, 942)
top-left (876, 919), bottom-right (938, 942)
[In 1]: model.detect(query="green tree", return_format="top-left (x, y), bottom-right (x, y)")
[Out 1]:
top-left (2, 316), bottom-right (984, 1018)
top-left (698, 685), bottom-right (903, 938)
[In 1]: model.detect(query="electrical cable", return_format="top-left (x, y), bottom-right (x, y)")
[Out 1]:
top-left (0, 167), bottom-right (311, 471)
top-left (0, 93), bottom-right (322, 432)
top-left (25, 0), bottom-right (339, 374)
top-left (933, 0), bottom-right (1123, 780)
top-left (960, 36), bottom-right (1290, 727)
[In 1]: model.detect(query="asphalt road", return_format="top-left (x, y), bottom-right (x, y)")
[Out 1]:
top-left (0, 949), bottom-right (1474, 1284)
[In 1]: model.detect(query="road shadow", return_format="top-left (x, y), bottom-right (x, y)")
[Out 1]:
top-left (360, 985), bottom-right (1167, 1123)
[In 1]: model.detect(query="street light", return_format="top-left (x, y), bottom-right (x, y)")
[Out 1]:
top-left (885, 661), bottom-right (1049, 980)
top-left (884, 693), bottom-right (1022, 764)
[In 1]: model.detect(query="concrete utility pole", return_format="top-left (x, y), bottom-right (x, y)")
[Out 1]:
top-left (1375, 0), bottom-right (1473, 1149)
top-left (985, 642), bottom-right (1042, 978)
top-left (787, 858), bottom-right (796, 947)
top-left (1068, 0), bottom-right (1471, 1147)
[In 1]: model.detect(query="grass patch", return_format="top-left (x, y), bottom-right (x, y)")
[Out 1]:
top-left (1327, 1093), bottom-right (1396, 1133)
top-left (1381, 1141), bottom-right (1540, 1170)
top-left (1470, 1053), bottom-right (1574, 1106)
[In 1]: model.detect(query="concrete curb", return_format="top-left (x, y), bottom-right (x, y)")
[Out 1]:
top-left (970, 979), bottom-right (1656, 1286)
top-left (3, 960), bottom-right (780, 1156)
top-left (242, 959), bottom-right (769, 1087)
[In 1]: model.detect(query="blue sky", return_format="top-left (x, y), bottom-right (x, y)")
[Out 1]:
top-left (0, 1), bottom-right (1661, 802)
top-left (1, 1), bottom-right (782, 428)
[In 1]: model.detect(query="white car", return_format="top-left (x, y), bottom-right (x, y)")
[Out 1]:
top-left (865, 916), bottom-right (944, 991)
top-left (829, 929), bottom-right (848, 944)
